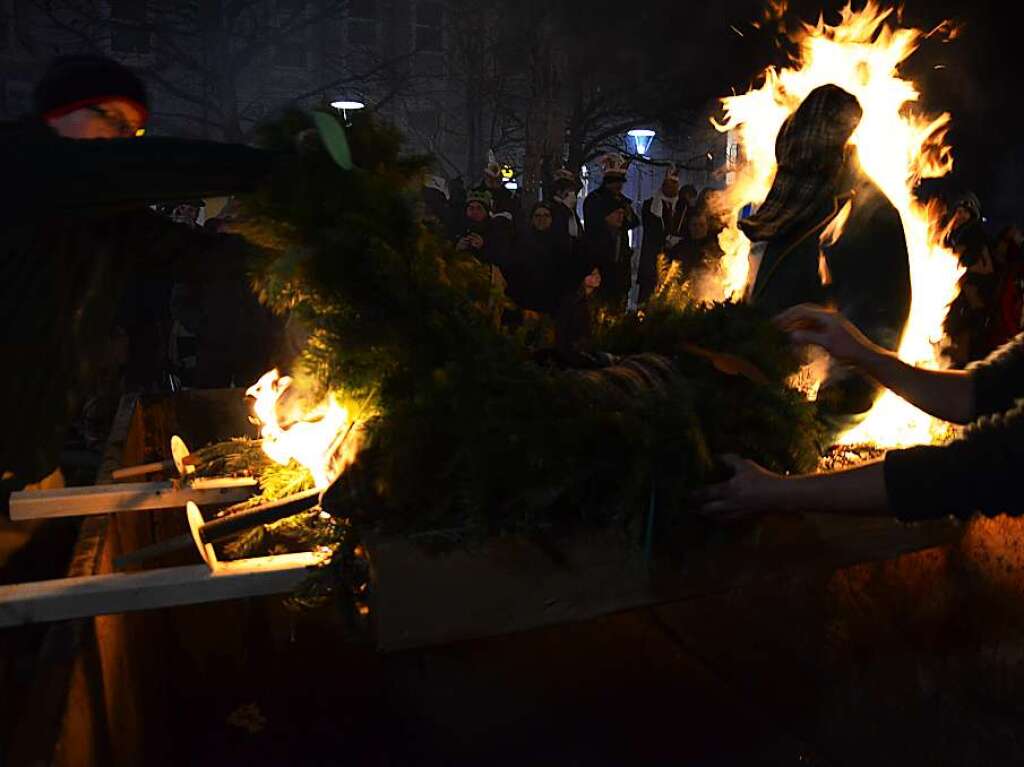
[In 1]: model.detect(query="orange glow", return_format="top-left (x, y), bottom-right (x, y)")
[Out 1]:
top-left (713, 2), bottom-right (963, 447)
top-left (246, 370), bottom-right (365, 489)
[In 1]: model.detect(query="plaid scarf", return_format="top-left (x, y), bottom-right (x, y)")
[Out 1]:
top-left (740, 85), bottom-right (863, 243)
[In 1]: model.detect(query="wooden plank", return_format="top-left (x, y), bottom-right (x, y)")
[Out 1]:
top-left (0, 553), bottom-right (319, 628)
top-left (8, 478), bottom-right (257, 521)
top-left (368, 514), bottom-right (963, 652)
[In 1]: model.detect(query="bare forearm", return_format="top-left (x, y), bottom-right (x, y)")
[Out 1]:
top-left (855, 346), bottom-right (975, 425)
top-left (771, 460), bottom-right (890, 517)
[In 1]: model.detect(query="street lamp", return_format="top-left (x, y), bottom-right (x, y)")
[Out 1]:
top-left (330, 99), bottom-right (366, 122)
top-left (627, 128), bottom-right (656, 158)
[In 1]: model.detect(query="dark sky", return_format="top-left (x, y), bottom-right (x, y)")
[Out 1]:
top-left (668, 0), bottom-right (1023, 223)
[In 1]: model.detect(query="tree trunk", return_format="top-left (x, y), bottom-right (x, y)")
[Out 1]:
top-left (523, 24), bottom-right (568, 205)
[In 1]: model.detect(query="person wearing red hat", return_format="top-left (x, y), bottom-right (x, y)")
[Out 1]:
top-left (33, 54), bottom-right (150, 139)
top-left (0, 55), bottom-right (282, 500)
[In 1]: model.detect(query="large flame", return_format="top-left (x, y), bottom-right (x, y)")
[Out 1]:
top-left (714, 1), bottom-right (963, 447)
top-left (246, 370), bottom-right (362, 489)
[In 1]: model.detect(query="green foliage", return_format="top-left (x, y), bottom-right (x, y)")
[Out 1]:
top-left (230, 110), bottom-right (823, 558)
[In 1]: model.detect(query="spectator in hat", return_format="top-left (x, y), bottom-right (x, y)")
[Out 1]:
top-left (33, 53), bottom-right (149, 139)
top-left (583, 190), bottom-right (635, 312)
top-left (638, 165), bottom-right (687, 302)
top-left (0, 54), bottom-right (280, 498)
top-left (550, 167), bottom-right (584, 241)
top-left (476, 149), bottom-right (517, 220)
top-left (583, 152), bottom-right (639, 234)
top-left (453, 189), bottom-right (514, 311)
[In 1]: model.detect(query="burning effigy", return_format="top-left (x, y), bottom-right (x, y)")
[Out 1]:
top-left (712, 1), bottom-right (963, 447)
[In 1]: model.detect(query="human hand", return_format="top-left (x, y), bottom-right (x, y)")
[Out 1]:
top-left (456, 236), bottom-right (472, 252)
top-left (693, 455), bottom-right (787, 521)
top-left (469, 233), bottom-right (485, 249)
top-left (773, 304), bottom-right (877, 366)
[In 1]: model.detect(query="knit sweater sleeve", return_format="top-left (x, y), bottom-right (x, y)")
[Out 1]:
top-left (968, 333), bottom-right (1024, 417)
top-left (884, 332), bottom-right (1024, 522)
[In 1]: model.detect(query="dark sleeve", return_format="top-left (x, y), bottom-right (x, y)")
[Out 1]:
top-left (483, 216), bottom-right (514, 269)
top-left (828, 201), bottom-right (910, 352)
top-left (19, 134), bottom-right (277, 214)
top-left (118, 209), bottom-right (258, 279)
top-left (625, 198), bottom-right (641, 230)
top-left (885, 400), bottom-right (1024, 522)
top-left (968, 332), bottom-right (1024, 417)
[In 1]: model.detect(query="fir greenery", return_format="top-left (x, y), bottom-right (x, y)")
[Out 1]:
top-left (225, 109), bottom-right (823, 564)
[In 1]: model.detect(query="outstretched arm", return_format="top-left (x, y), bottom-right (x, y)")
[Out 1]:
top-left (696, 455), bottom-right (890, 520)
top-left (775, 304), bottom-right (976, 425)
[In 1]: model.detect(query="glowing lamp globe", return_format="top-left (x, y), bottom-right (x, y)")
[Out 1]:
top-left (627, 128), bottom-right (656, 157)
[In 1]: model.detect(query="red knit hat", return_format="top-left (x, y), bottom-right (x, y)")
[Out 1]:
top-left (33, 54), bottom-right (149, 122)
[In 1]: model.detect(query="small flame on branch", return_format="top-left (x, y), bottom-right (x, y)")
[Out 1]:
top-left (712, 1), bottom-right (964, 448)
top-left (246, 370), bottom-right (364, 489)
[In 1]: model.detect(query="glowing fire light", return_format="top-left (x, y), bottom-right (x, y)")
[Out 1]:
top-left (247, 370), bottom-right (362, 489)
top-left (713, 1), bottom-right (963, 447)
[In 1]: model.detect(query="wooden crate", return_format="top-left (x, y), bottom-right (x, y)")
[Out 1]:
top-left (5, 388), bottom-right (967, 764)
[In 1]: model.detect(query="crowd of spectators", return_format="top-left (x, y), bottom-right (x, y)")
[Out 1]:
top-left (422, 153), bottom-right (726, 356)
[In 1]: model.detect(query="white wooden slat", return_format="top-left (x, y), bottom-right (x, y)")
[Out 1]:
top-left (8, 478), bottom-right (257, 521)
top-left (0, 552), bottom-right (320, 628)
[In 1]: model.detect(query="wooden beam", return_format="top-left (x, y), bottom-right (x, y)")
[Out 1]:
top-left (0, 553), bottom-right (319, 628)
top-left (8, 478), bottom-right (257, 521)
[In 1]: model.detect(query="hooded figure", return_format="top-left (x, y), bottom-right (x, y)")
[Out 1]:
top-left (639, 165), bottom-right (687, 302)
top-left (743, 84), bottom-right (911, 428)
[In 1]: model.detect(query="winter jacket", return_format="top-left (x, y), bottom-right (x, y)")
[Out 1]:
top-left (749, 176), bottom-right (910, 425)
top-left (0, 121), bottom-right (275, 487)
top-left (886, 332), bottom-right (1024, 522)
top-left (584, 225), bottom-right (633, 312)
top-left (639, 195), bottom-right (687, 302)
top-left (502, 224), bottom-right (585, 315)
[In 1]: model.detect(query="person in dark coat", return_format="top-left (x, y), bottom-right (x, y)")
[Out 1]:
top-left (503, 201), bottom-right (587, 315)
top-left (582, 152), bottom-right (639, 234)
top-left (477, 149), bottom-right (517, 220)
top-left (582, 153), bottom-right (639, 313)
top-left (987, 225), bottom-right (1024, 351)
top-left (943, 192), bottom-right (996, 367)
top-left (0, 55), bottom-right (278, 495)
top-left (741, 84), bottom-right (911, 432)
top-left (453, 190), bottom-right (513, 268)
top-left (550, 167), bottom-right (584, 242)
top-left (638, 165), bottom-right (687, 302)
top-left (453, 190), bottom-right (515, 313)
top-left (583, 190), bottom-right (634, 313)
